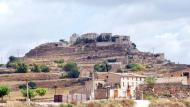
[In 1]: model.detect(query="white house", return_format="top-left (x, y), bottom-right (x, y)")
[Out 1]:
top-left (108, 73), bottom-right (147, 99)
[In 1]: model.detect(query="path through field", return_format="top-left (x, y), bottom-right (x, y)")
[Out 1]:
top-left (135, 100), bottom-right (150, 107)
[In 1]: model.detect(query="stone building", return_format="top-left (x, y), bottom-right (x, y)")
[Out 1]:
top-left (95, 72), bottom-right (146, 99)
top-left (166, 68), bottom-right (190, 85)
top-left (70, 33), bottom-right (79, 45)
top-left (81, 33), bottom-right (98, 40)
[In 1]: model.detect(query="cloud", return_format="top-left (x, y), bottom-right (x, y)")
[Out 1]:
top-left (0, 0), bottom-right (190, 64)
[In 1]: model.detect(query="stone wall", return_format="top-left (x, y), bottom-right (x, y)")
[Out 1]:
top-left (137, 83), bottom-right (190, 99)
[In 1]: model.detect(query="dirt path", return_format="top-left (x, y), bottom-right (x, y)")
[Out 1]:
top-left (135, 100), bottom-right (150, 107)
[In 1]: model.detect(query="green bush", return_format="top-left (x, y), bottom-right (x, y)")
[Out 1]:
top-left (0, 86), bottom-right (10, 100)
top-left (67, 69), bottom-right (80, 78)
top-left (31, 64), bottom-right (41, 72)
top-left (36, 88), bottom-right (47, 97)
top-left (54, 59), bottom-right (64, 64)
top-left (40, 65), bottom-right (50, 72)
top-left (20, 89), bottom-right (36, 99)
top-left (126, 64), bottom-right (145, 72)
top-left (59, 104), bottom-right (73, 107)
top-left (94, 62), bottom-right (112, 72)
top-left (16, 63), bottom-right (28, 73)
top-left (63, 62), bottom-right (77, 72)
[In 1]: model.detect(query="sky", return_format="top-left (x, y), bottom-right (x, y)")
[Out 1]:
top-left (0, 0), bottom-right (190, 64)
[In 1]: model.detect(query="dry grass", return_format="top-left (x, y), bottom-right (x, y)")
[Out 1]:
top-left (149, 99), bottom-right (190, 107)
top-left (60, 99), bottom-right (135, 107)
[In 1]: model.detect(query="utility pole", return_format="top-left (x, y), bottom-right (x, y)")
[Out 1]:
top-left (91, 70), bottom-right (95, 100)
top-left (26, 81), bottom-right (30, 102)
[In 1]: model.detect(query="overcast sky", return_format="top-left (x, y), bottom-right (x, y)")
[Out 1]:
top-left (0, 0), bottom-right (190, 64)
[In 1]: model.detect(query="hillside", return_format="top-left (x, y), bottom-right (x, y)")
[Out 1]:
top-left (22, 33), bottom-right (188, 76)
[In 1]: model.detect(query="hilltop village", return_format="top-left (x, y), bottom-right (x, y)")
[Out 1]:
top-left (0, 33), bottom-right (190, 106)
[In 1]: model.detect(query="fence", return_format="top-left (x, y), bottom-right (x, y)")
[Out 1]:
top-left (54, 94), bottom-right (88, 103)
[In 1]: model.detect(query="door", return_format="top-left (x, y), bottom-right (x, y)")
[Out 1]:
top-left (114, 90), bottom-right (118, 98)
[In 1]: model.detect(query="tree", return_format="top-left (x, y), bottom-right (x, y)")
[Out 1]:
top-left (36, 88), bottom-right (47, 97)
top-left (6, 56), bottom-right (20, 68)
top-left (0, 86), bottom-right (10, 101)
top-left (132, 43), bottom-right (137, 49)
top-left (63, 62), bottom-right (77, 72)
top-left (28, 81), bottom-right (37, 89)
top-left (145, 77), bottom-right (156, 89)
top-left (67, 69), bottom-right (80, 78)
top-left (16, 63), bottom-right (28, 73)
top-left (21, 89), bottom-right (36, 99)
top-left (94, 62), bottom-right (112, 72)
top-left (40, 65), bottom-right (50, 72)
top-left (19, 81), bottom-right (37, 89)
top-left (31, 64), bottom-right (41, 72)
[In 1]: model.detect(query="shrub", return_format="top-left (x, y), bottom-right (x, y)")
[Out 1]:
top-left (19, 81), bottom-right (37, 90)
top-left (20, 89), bottom-right (36, 99)
top-left (31, 64), bottom-right (41, 72)
top-left (54, 59), bottom-right (64, 64)
top-left (145, 77), bottom-right (156, 88)
top-left (59, 104), bottom-right (73, 107)
top-left (63, 62), bottom-right (77, 72)
top-left (18, 84), bottom-right (27, 90)
top-left (94, 62), bottom-right (112, 72)
top-left (16, 63), bottom-right (28, 73)
top-left (28, 81), bottom-right (37, 89)
top-left (67, 69), bottom-right (80, 78)
top-left (126, 64), bottom-right (145, 72)
top-left (0, 86), bottom-right (10, 101)
top-left (40, 65), bottom-right (50, 72)
top-left (36, 88), bottom-right (47, 97)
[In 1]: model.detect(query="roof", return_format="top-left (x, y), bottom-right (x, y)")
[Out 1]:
top-left (156, 77), bottom-right (188, 85)
top-left (109, 72), bottom-right (147, 78)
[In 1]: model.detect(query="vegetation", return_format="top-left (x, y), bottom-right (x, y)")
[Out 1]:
top-left (63, 62), bottom-right (77, 72)
top-left (19, 81), bottom-right (37, 90)
top-left (20, 89), bottom-right (36, 99)
top-left (94, 62), bottom-right (112, 72)
top-left (149, 99), bottom-right (190, 107)
top-left (6, 56), bottom-right (21, 68)
top-left (132, 43), bottom-right (137, 49)
top-left (31, 64), bottom-right (41, 72)
top-left (59, 99), bottom-right (135, 107)
top-left (126, 64), bottom-right (145, 72)
top-left (54, 59), bottom-right (64, 64)
top-left (0, 85), bottom-right (10, 101)
top-left (16, 63), bottom-right (28, 73)
top-left (40, 65), bottom-right (50, 72)
top-left (0, 64), bottom-right (4, 67)
top-left (36, 88), bottom-right (47, 97)
top-left (54, 59), bottom-right (64, 68)
top-left (63, 62), bottom-right (80, 78)
top-left (145, 77), bottom-right (156, 88)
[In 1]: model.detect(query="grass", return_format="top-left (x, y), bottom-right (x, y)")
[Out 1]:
top-left (59, 99), bottom-right (135, 107)
top-left (149, 99), bottom-right (190, 107)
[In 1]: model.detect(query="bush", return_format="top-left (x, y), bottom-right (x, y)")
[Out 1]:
top-left (16, 63), bottom-right (28, 73)
top-left (18, 81), bottom-right (37, 90)
top-left (31, 64), bottom-right (41, 72)
top-left (94, 62), bottom-right (112, 72)
top-left (145, 77), bottom-right (156, 88)
top-left (59, 104), bottom-right (73, 107)
top-left (63, 62), bottom-right (77, 72)
top-left (126, 64), bottom-right (145, 72)
top-left (54, 59), bottom-right (64, 64)
top-left (20, 89), bottom-right (36, 99)
top-left (28, 81), bottom-right (37, 89)
top-left (40, 65), bottom-right (50, 72)
top-left (18, 84), bottom-right (27, 90)
top-left (67, 69), bottom-right (80, 78)
top-left (0, 86), bottom-right (10, 100)
top-left (36, 88), bottom-right (47, 97)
